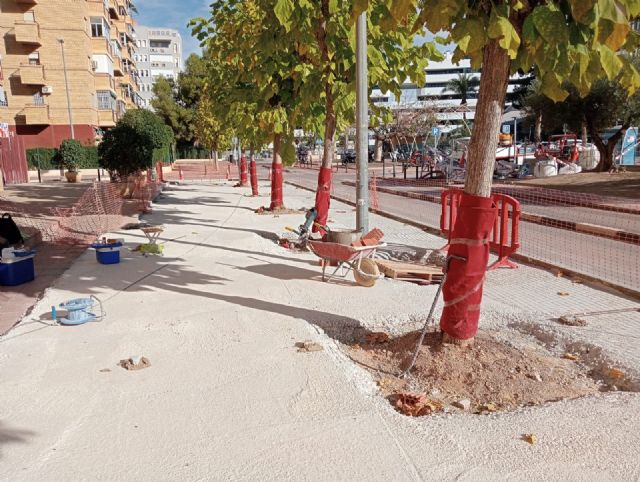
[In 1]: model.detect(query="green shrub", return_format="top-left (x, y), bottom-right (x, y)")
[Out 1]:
top-left (58, 139), bottom-right (85, 171)
top-left (99, 109), bottom-right (174, 178)
top-left (26, 146), bottom-right (99, 170)
top-left (26, 148), bottom-right (58, 170)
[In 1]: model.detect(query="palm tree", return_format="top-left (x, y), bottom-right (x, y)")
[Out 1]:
top-left (442, 73), bottom-right (479, 120)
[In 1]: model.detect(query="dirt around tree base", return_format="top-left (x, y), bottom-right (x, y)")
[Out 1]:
top-left (348, 330), bottom-right (601, 416)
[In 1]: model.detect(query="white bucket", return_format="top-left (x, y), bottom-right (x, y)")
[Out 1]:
top-left (579, 145), bottom-right (600, 170)
top-left (534, 159), bottom-right (558, 177)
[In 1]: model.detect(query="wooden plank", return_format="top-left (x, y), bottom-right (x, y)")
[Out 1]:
top-left (375, 260), bottom-right (443, 280)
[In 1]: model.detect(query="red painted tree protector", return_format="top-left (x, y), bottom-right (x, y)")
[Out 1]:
top-left (249, 157), bottom-right (259, 196)
top-left (313, 167), bottom-right (332, 233)
top-left (270, 162), bottom-right (284, 209)
top-left (439, 193), bottom-right (497, 340)
top-left (240, 156), bottom-right (249, 186)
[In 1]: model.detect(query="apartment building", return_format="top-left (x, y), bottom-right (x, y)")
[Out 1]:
top-left (370, 53), bottom-right (530, 129)
top-left (134, 25), bottom-right (182, 109)
top-left (0, 0), bottom-right (141, 154)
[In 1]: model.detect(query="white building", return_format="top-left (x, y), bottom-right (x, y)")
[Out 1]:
top-left (371, 53), bottom-right (530, 130)
top-left (134, 26), bottom-right (183, 109)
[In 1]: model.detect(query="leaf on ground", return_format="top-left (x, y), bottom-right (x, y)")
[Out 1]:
top-left (522, 433), bottom-right (537, 444)
top-left (478, 402), bottom-right (498, 413)
top-left (562, 353), bottom-right (579, 361)
top-left (296, 341), bottom-right (323, 353)
top-left (557, 292), bottom-right (571, 296)
top-left (557, 315), bottom-right (587, 327)
top-left (609, 368), bottom-right (625, 380)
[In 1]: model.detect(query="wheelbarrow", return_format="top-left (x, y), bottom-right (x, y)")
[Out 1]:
top-left (307, 240), bottom-right (386, 287)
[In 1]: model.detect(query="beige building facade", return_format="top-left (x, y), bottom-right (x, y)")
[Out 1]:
top-left (0, 0), bottom-right (141, 158)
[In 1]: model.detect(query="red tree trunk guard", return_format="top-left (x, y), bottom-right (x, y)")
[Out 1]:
top-left (313, 167), bottom-right (332, 232)
top-left (270, 162), bottom-right (283, 210)
top-left (240, 156), bottom-right (249, 186)
top-left (439, 193), bottom-right (497, 340)
top-left (249, 158), bottom-right (258, 196)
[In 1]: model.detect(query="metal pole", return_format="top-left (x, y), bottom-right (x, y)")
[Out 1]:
top-left (355, 11), bottom-right (369, 234)
top-left (513, 118), bottom-right (517, 164)
top-left (58, 39), bottom-right (75, 140)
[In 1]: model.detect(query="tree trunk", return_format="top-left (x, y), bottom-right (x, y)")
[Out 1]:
top-left (534, 112), bottom-right (542, 144)
top-left (588, 120), bottom-right (626, 172)
top-left (212, 149), bottom-right (219, 171)
top-left (270, 132), bottom-right (284, 210)
top-left (439, 39), bottom-right (509, 343)
top-left (313, 0), bottom-right (334, 232)
top-left (374, 137), bottom-right (382, 163)
top-left (249, 145), bottom-right (259, 196)
top-left (581, 123), bottom-right (588, 146)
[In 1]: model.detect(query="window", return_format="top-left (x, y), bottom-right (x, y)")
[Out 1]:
top-left (120, 33), bottom-right (126, 46)
top-left (119, 6), bottom-right (127, 16)
top-left (28, 52), bottom-right (40, 65)
top-left (97, 90), bottom-right (113, 110)
top-left (90, 17), bottom-right (109, 38)
top-left (142, 40), bottom-right (147, 48)
top-left (0, 87), bottom-right (8, 107)
top-left (23, 11), bottom-right (35, 23)
top-left (32, 92), bottom-right (44, 106)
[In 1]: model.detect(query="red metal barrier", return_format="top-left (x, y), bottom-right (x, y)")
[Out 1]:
top-left (440, 189), bottom-right (463, 249)
top-left (440, 189), bottom-right (521, 270)
top-left (488, 193), bottom-right (521, 270)
top-left (156, 162), bottom-right (165, 183)
top-left (0, 134), bottom-right (29, 185)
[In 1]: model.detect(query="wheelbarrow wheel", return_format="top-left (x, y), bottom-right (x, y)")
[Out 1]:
top-left (353, 258), bottom-right (380, 287)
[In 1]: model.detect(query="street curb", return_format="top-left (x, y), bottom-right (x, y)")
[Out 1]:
top-left (352, 181), bottom-right (640, 247)
top-left (286, 180), bottom-right (640, 301)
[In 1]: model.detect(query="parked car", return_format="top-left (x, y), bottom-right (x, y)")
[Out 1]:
top-left (341, 149), bottom-right (356, 164)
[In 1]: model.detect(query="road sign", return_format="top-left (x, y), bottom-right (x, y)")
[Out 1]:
top-left (432, 127), bottom-right (440, 137)
top-left (502, 124), bottom-right (511, 134)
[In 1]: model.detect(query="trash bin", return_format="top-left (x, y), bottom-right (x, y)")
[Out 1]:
top-left (90, 240), bottom-right (123, 265)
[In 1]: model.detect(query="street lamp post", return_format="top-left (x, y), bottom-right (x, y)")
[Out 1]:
top-left (355, 10), bottom-right (369, 234)
top-left (58, 39), bottom-right (75, 140)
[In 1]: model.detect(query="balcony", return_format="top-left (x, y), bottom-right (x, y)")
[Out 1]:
top-left (15, 0), bottom-right (38, 3)
top-left (91, 37), bottom-right (113, 57)
top-left (87, 0), bottom-right (107, 16)
top-left (95, 73), bottom-right (116, 92)
top-left (113, 57), bottom-right (124, 76)
top-left (97, 109), bottom-right (117, 127)
top-left (16, 104), bottom-right (50, 125)
top-left (17, 64), bottom-right (46, 85)
top-left (14, 21), bottom-right (41, 45)
top-left (108, 0), bottom-right (121, 19)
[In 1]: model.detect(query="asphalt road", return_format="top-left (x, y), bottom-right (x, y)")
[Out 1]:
top-left (286, 167), bottom-right (639, 293)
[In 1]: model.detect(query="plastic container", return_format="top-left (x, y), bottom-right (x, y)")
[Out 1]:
top-left (90, 241), bottom-right (123, 265)
top-left (534, 159), bottom-right (558, 178)
top-left (0, 252), bottom-right (36, 286)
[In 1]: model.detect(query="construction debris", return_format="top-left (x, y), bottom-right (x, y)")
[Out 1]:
top-left (392, 392), bottom-right (443, 417)
top-left (557, 315), bottom-right (587, 326)
top-left (295, 341), bottom-right (323, 353)
top-left (119, 356), bottom-right (151, 371)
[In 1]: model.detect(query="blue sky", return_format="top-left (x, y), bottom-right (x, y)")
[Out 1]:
top-left (134, 0), bottom-right (208, 58)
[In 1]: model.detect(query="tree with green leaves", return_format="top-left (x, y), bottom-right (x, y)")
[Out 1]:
top-left (387, 0), bottom-right (640, 343)
top-left (442, 73), bottom-right (479, 120)
top-left (99, 109), bottom-right (174, 180)
top-left (194, 93), bottom-right (232, 171)
top-left (192, 0), bottom-right (316, 210)
top-left (151, 77), bottom-right (195, 146)
top-left (270, 0), bottom-right (440, 228)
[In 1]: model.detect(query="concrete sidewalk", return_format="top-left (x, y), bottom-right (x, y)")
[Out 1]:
top-left (0, 182), bottom-right (638, 481)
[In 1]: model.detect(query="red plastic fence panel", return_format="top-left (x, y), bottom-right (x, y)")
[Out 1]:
top-left (440, 189), bottom-right (521, 269)
top-left (488, 193), bottom-right (521, 270)
top-left (440, 189), bottom-right (463, 249)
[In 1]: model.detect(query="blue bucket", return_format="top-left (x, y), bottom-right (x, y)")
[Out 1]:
top-left (90, 242), bottom-right (123, 265)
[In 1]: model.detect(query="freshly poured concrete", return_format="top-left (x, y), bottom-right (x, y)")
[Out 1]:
top-left (1, 183), bottom-right (639, 481)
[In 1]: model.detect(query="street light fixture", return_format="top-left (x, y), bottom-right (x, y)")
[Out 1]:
top-left (58, 38), bottom-right (75, 140)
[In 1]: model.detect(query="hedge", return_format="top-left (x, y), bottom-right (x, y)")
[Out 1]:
top-left (27, 146), bottom-right (100, 170)
top-left (176, 145), bottom-right (210, 160)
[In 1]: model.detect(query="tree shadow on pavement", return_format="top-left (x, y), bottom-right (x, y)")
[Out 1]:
top-left (0, 421), bottom-right (35, 459)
